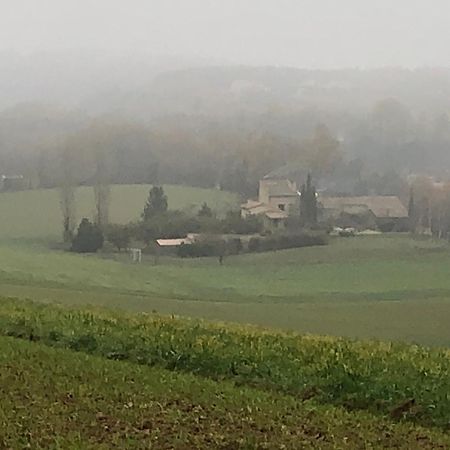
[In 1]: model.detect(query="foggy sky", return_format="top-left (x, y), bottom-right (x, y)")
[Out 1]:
top-left (1, 0), bottom-right (449, 69)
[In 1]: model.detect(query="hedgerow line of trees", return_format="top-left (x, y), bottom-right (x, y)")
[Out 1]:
top-left (68, 184), bottom-right (326, 257)
top-left (65, 171), bottom-right (450, 257)
top-left (67, 184), bottom-right (259, 254)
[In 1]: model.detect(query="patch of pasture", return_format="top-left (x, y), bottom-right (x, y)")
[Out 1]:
top-left (0, 184), bottom-right (239, 241)
top-left (0, 235), bottom-right (448, 345)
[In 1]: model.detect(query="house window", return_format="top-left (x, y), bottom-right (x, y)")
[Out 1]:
top-left (278, 204), bottom-right (285, 211)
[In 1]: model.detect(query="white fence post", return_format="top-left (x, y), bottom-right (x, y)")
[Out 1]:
top-left (129, 248), bottom-right (142, 263)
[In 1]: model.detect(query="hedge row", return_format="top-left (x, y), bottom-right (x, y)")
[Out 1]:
top-left (248, 233), bottom-right (327, 252)
top-left (178, 233), bottom-right (327, 258)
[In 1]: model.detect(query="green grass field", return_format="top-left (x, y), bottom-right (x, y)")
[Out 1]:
top-left (0, 186), bottom-right (449, 346)
top-left (0, 301), bottom-right (449, 448)
top-left (0, 232), bottom-right (448, 345)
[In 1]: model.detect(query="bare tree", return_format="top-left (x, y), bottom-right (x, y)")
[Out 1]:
top-left (94, 183), bottom-right (110, 228)
top-left (60, 183), bottom-right (76, 242)
top-left (59, 148), bottom-right (77, 242)
top-left (93, 150), bottom-right (111, 229)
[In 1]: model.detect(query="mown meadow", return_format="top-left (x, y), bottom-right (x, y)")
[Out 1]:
top-left (0, 230), bottom-right (448, 345)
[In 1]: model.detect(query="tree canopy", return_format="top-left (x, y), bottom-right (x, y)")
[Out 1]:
top-left (143, 186), bottom-right (168, 221)
top-left (71, 218), bottom-right (104, 253)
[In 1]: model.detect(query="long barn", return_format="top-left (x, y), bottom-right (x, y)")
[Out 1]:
top-left (319, 196), bottom-right (409, 231)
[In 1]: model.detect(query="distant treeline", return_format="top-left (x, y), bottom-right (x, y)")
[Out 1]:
top-left (0, 67), bottom-right (450, 199)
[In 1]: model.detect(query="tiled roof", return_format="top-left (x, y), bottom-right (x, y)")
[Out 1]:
top-left (266, 180), bottom-right (299, 197)
top-left (156, 237), bottom-right (193, 247)
top-left (241, 200), bottom-right (264, 210)
top-left (265, 211), bottom-right (289, 220)
top-left (241, 200), bottom-right (289, 220)
top-left (319, 196), bottom-right (408, 218)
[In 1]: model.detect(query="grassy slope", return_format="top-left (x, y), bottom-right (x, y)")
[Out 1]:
top-left (0, 308), bottom-right (449, 449)
top-left (0, 235), bottom-right (449, 345)
top-left (0, 185), bottom-right (239, 240)
top-left (0, 299), bottom-right (449, 430)
top-left (2, 338), bottom-right (449, 450)
top-left (0, 235), bottom-right (449, 301)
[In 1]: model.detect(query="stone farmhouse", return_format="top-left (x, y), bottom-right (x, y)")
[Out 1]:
top-left (241, 173), bottom-right (409, 232)
top-left (241, 176), bottom-right (300, 229)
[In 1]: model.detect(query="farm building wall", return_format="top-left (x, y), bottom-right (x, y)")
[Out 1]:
top-left (268, 195), bottom-right (298, 213)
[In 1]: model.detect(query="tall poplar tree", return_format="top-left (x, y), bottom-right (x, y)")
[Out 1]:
top-left (300, 173), bottom-right (317, 227)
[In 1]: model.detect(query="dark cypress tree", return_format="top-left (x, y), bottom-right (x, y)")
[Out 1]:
top-left (408, 188), bottom-right (416, 232)
top-left (300, 183), bottom-right (307, 225)
top-left (307, 173), bottom-right (318, 225)
top-left (71, 218), bottom-right (104, 253)
top-left (421, 197), bottom-right (431, 231)
top-left (143, 186), bottom-right (168, 221)
top-left (300, 173), bottom-right (318, 227)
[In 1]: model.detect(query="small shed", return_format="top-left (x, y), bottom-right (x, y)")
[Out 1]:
top-left (156, 237), bottom-right (194, 247)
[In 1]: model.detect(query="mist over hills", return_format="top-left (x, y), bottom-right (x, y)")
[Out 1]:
top-left (2, 52), bottom-right (450, 117)
top-left (0, 51), bottom-right (209, 111)
top-left (1, 52), bottom-right (450, 193)
top-left (149, 65), bottom-right (450, 115)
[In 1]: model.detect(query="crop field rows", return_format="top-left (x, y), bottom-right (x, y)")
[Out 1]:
top-left (0, 299), bottom-right (449, 448)
top-left (3, 335), bottom-right (450, 449)
top-left (0, 299), bottom-right (449, 429)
